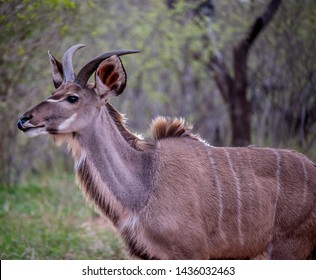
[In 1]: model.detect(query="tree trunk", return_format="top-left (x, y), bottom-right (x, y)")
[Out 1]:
top-left (210, 0), bottom-right (282, 146)
top-left (165, 0), bottom-right (282, 146)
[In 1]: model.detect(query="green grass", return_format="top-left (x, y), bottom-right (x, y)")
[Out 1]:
top-left (0, 173), bottom-right (127, 259)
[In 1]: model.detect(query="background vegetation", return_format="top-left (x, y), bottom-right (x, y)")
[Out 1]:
top-left (1, 0), bottom-right (315, 259)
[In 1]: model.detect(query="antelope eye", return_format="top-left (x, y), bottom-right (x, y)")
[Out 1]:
top-left (66, 95), bottom-right (79, 104)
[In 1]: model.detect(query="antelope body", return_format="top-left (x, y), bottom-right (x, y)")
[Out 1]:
top-left (18, 45), bottom-right (316, 259)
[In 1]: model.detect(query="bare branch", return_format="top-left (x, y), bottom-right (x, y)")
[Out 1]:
top-left (210, 55), bottom-right (233, 104)
top-left (246, 0), bottom-right (282, 48)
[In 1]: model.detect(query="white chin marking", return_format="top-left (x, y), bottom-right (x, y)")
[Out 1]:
top-left (25, 127), bottom-right (48, 137)
top-left (58, 113), bottom-right (77, 131)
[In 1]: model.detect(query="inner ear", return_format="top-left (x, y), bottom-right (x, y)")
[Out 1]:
top-left (48, 51), bottom-right (63, 89)
top-left (95, 56), bottom-right (127, 98)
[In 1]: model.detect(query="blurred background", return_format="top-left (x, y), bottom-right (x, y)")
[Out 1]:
top-left (0, 0), bottom-right (315, 259)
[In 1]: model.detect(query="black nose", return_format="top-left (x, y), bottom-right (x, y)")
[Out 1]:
top-left (17, 115), bottom-right (31, 130)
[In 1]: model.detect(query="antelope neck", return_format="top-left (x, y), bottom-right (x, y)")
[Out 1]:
top-left (77, 106), bottom-right (153, 211)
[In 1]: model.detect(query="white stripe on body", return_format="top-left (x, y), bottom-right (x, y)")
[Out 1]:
top-left (269, 149), bottom-right (281, 230)
top-left (299, 157), bottom-right (308, 205)
top-left (207, 149), bottom-right (226, 242)
top-left (225, 148), bottom-right (244, 246)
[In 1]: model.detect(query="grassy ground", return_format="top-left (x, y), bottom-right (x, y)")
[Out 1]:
top-left (0, 172), bottom-right (127, 259)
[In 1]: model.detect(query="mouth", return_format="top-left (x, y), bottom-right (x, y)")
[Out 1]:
top-left (24, 126), bottom-right (47, 137)
top-left (17, 120), bottom-right (47, 137)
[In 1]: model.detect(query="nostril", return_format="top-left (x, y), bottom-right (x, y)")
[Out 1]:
top-left (20, 115), bottom-right (32, 124)
top-left (17, 115), bottom-right (32, 130)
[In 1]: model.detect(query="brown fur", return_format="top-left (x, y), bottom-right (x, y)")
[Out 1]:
top-left (106, 103), bottom-right (153, 151)
top-left (150, 116), bottom-right (200, 141)
top-left (52, 109), bottom-right (316, 259)
top-left (18, 48), bottom-right (316, 260)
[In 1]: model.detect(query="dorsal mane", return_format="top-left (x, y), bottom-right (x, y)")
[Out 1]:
top-left (150, 116), bottom-right (200, 141)
top-left (106, 103), bottom-right (153, 151)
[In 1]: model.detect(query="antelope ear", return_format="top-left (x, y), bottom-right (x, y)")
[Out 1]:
top-left (95, 55), bottom-right (127, 99)
top-left (48, 50), bottom-right (63, 89)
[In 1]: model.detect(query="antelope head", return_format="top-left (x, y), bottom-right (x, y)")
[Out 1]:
top-left (17, 44), bottom-right (139, 137)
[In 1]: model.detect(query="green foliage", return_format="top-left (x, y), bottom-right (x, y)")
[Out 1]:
top-left (0, 173), bottom-right (126, 259)
top-left (1, 0), bottom-right (316, 185)
top-left (0, 0), bottom-right (77, 48)
top-left (1, 0), bottom-right (316, 260)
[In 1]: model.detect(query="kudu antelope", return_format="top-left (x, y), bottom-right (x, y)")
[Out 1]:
top-left (18, 44), bottom-right (316, 260)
